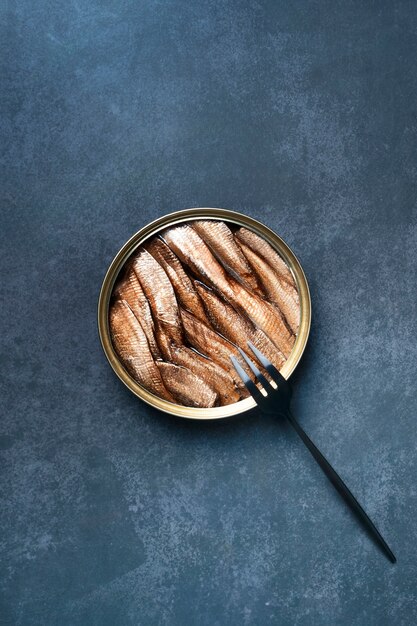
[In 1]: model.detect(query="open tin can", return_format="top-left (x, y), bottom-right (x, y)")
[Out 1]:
top-left (98, 208), bottom-right (311, 419)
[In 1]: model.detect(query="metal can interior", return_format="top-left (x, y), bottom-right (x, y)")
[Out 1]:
top-left (98, 208), bottom-right (311, 419)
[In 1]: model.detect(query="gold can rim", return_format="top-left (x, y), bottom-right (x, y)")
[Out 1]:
top-left (98, 208), bottom-right (311, 420)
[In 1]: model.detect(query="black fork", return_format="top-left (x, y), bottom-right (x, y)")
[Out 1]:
top-left (231, 341), bottom-right (396, 564)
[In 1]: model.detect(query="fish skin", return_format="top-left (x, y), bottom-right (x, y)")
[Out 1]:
top-left (161, 225), bottom-right (236, 299)
top-left (146, 237), bottom-right (209, 324)
top-left (228, 279), bottom-right (295, 358)
top-left (149, 320), bottom-right (242, 405)
top-left (162, 225), bottom-right (294, 357)
top-left (235, 227), bottom-right (297, 291)
top-left (115, 226), bottom-right (299, 409)
top-left (156, 362), bottom-right (218, 408)
top-left (109, 299), bottom-right (174, 402)
top-left (168, 344), bottom-right (241, 405)
top-left (195, 282), bottom-right (286, 370)
top-left (132, 248), bottom-right (183, 354)
top-left (180, 309), bottom-right (250, 397)
top-left (192, 220), bottom-right (261, 292)
top-left (114, 268), bottom-right (161, 358)
top-left (239, 242), bottom-right (300, 334)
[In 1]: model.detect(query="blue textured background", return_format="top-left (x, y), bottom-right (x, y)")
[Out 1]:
top-left (1, 1), bottom-right (417, 624)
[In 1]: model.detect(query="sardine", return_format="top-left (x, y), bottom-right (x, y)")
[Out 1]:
top-left (238, 242), bottom-right (300, 334)
top-left (168, 344), bottom-right (241, 405)
top-left (146, 237), bottom-right (208, 324)
top-left (156, 362), bottom-right (218, 408)
top-left (235, 227), bottom-right (297, 291)
top-left (112, 222), bottom-right (300, 408)
top-left (162, 224), bottom-right (294, 357)
top-left (195, 282), bottom-right (286, 370)
top-left (161, 224), bottom-right (236, 299)
top-left (132, 248), bottom-right (182, 355)
top-left (192, 220), bottom-right (261, 292)
top-left (109, 299), bottom-right (174, 402)
top-left (114, 268), bottom-right (161, 358)
top-left (149, 318), bottom-right (242, 405)
top-left (180, 308), bottom-right (250, 397)
top-left (228, 279), bottom-right (295, 357)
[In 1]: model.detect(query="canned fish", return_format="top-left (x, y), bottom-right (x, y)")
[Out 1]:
top-left (98, 208), bottom-right (311, 419)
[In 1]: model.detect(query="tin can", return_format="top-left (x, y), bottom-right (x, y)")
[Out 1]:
top-left (98, 208), bottom-right (311, 419)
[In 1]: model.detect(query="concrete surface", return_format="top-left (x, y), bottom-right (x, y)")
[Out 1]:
top-left (1, 1), bottom-right (417, 624)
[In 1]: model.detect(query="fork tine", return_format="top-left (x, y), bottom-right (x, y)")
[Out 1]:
top-left (237, 347), bottom-right (271, 392)
top-left (247, 341), bottom-right (287, 387)
top-left (230, 355), bottom-right (264, 404)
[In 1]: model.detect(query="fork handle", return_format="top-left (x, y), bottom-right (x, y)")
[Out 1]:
top-left (285, 409), bottom-right (396, 563)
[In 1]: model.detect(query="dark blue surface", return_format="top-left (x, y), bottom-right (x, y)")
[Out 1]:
top-left (1, 1), bottom-right (417, 624)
